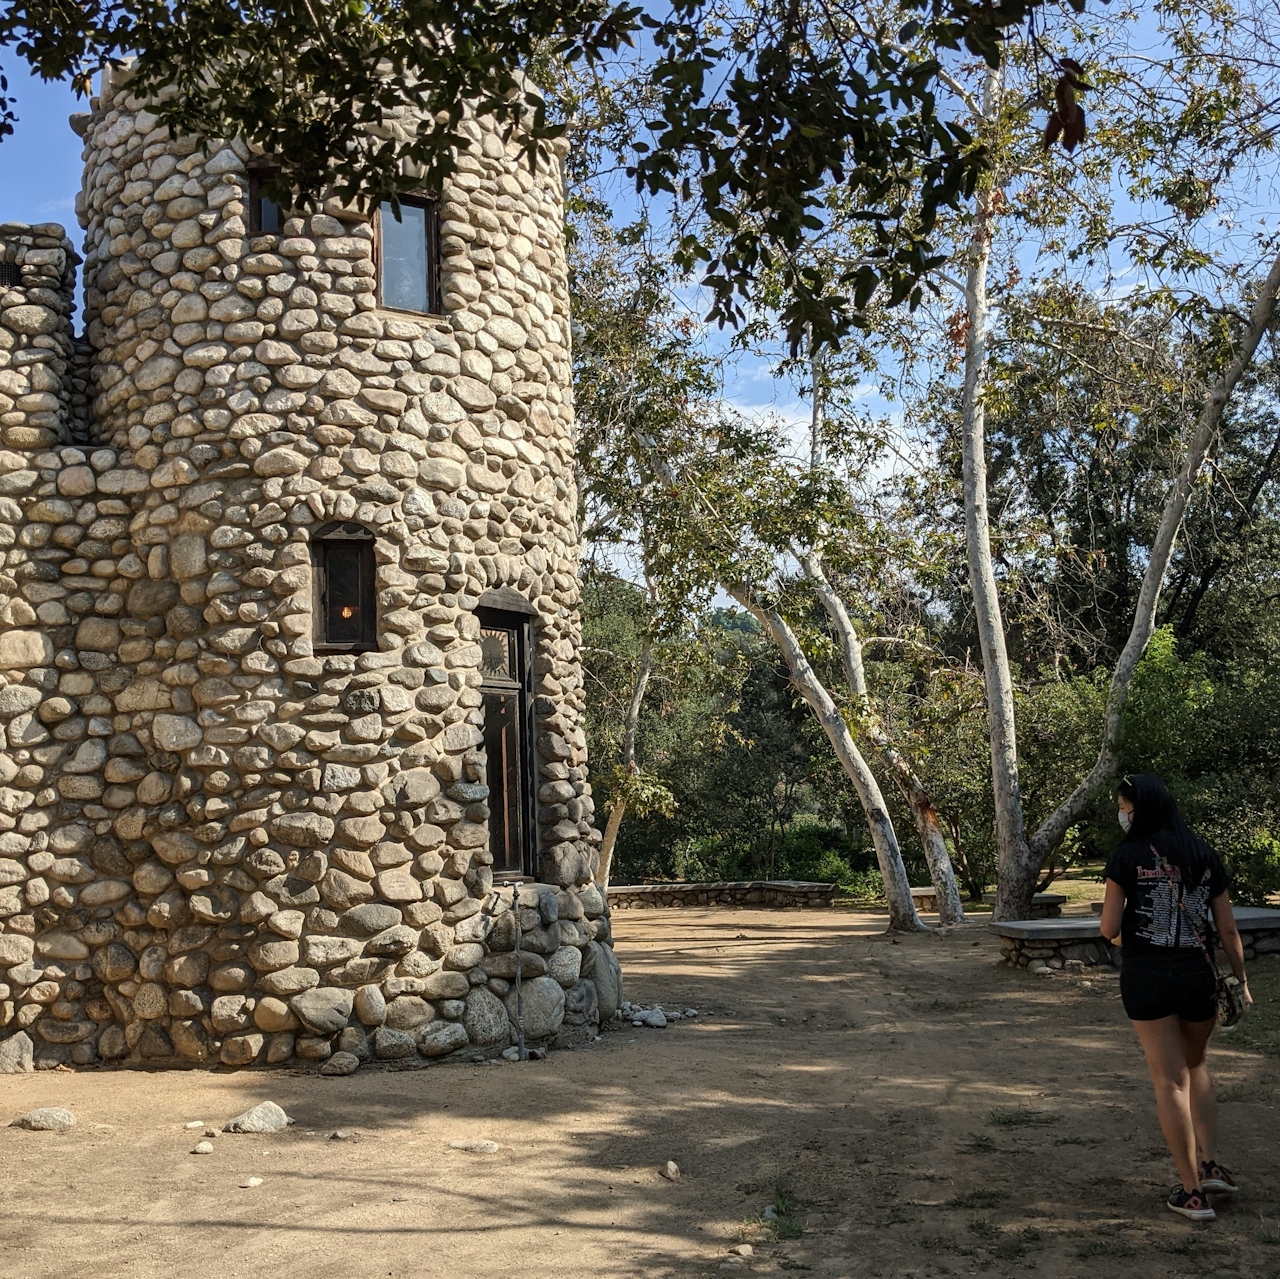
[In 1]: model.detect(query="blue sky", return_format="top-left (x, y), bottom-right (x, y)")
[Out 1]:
top-left (1, 67), bottom-right (85, 230)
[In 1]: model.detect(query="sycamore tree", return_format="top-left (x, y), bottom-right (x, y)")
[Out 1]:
top-left (688, 0), bottom-right (1280, 917)
top-left (859, 0), bottom-right (1280, 916)
top-left (570, 212), bottom-right (963, 929)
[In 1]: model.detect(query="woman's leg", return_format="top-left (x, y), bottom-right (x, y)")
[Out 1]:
top-left (1132, 1015), bottom-right (1200, 1190)
top-left (1180, 1017), bottom-right (1217, 1165)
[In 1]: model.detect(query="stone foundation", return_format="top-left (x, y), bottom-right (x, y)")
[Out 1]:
top-left (607, 881), bottom-right (837, 910)
top-left (994, 929), bottom-right (1117, 970)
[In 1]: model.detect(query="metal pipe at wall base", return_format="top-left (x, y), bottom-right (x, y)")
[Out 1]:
top-left (512, 881), bottom-right (527, 1062)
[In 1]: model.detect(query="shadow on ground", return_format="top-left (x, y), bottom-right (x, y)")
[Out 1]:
top-left (2, 909), bottom-right (1277, 1278)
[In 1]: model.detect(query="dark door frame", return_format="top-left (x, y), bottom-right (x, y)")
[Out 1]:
top-left (477, 606), bottom-right (538, 880)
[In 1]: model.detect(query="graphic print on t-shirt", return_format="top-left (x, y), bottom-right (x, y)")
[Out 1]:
top-left (1133, 861), bottom-right (1211, 948)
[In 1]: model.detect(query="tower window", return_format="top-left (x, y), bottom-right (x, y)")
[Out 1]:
top-left (311, 523), bottom-right (376, 652)
top-left (378, 197), bottom-right (441, 314)
top-left (247, 168), bottom-right (283, 236)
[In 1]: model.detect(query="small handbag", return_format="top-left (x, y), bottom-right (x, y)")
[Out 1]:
top-left (1151, 845), bottom-right (1245, 1027)
top-left (1174, 880), bottom-right (1244, 1027)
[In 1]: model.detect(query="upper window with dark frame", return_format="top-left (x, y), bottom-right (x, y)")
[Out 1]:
top-left (311, 522), bottom-right (376, 652)
top-left (247, 167), bottom-right (283, 236)
top-left (378, 197), bottom-right (442, 314)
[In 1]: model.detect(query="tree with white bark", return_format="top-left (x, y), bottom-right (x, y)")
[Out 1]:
top-left (888, 3), bottom-right (1280, 916)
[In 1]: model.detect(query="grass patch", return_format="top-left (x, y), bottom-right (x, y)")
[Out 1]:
top-left (920, 998), bottom-right (979, 1013)
top-left (1054, 1135), bottom-right (1103, 1147)
top-left (1162, 1234), bottom-right (1213, 1254)
top-left (959, 1133), bottom-right (998, 1154)
top-left (745, 1183), bottom-right (804, 1241)
top-left (919, 1234), bottom-right (955, 1252)
top-left (992, 1228), bottom-right (1042, 1260)
top-left (1077, 1237), bottom-right (1136, 1258)
top-left (948, 1190), bottom-right (1003, 1210)
top-left (968, 1219), bottom-right (1042, 1260)
top-left (988, 1108), bottom-right (1060, 1128)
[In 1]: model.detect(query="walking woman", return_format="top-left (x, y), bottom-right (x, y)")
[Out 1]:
top-left (1100, 773), bottom-right (1253, 1221)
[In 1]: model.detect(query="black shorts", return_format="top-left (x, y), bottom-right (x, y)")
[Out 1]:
top-left (1120, 951), bottom-right (1216, 1022)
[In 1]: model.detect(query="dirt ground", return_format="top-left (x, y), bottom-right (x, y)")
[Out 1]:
top-left (3, 907), bottom-right (1278, 1279)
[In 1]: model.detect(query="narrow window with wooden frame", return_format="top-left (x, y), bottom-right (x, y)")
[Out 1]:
top-left (377, 196), bottom-right (442, 315)
top-left (247, 166), bottom-right (283, 236)
top-left (311, 522), bottom-right (376, 652)
top-left (478, 605), bottom-right (537, 880)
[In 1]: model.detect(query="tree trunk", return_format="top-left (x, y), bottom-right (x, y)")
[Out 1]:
top-left (596, 637), bottom-right (654, 893)
top-left (958, 65), bottom-right (1033, 921)
top-left (728, 586), bottom-right (926, 931)
top-left (801, 553), bottom-right (966, 925)
top-left (597, 800), bottom-right (627, 893)
top-left (1024, 246), bottom-right (1280, 869)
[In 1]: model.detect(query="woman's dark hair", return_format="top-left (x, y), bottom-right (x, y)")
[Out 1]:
top-left (1118, 772), bottom-right (1212, 878)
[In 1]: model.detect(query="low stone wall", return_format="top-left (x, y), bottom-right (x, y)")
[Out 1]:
top-left (607, 881), bottom-right (837, 910)
top-left (908, 887), bottom-right (1065, 917)
top-left (991, 906), bottom-right (1280, 971)
top-left (993, 922), bottom-right (1116, 970)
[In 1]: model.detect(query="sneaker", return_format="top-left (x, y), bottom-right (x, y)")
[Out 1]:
top-left (1200, 1160), bottom-right (1239, 1193)
top-left (1167, 1186), bottom-right (1215, 1221)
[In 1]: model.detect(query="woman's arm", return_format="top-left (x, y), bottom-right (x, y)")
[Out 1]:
top-left (1099, 878), bottom-right (1125, 944)
top-left (1210, 891), bottom-right (1253, 1006)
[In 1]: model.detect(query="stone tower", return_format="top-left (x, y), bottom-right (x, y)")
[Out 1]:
top-left (0, 63), bottom-right (618, 1073)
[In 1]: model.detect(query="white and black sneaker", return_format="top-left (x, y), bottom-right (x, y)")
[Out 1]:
top-left (1167, 1186), bottom-right (1215, 1221)
top-left (1200, 1160), bottom-right (1239, 1194)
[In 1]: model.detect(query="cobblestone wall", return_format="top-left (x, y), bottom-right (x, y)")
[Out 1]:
top-left (0, 63), bottom-right (617, 1073)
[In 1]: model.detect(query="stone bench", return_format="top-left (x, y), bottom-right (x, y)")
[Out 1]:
top-left (990, 906), bottom-right (1280, 969)
top-left (983, 891), bottom-right (1067, 918)
top-left (607, 881), bottom-right (837, 910)
top-left (910, 888), bottom-right (1065, 917)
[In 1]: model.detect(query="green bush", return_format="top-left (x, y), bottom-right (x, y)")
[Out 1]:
top-left (775, 820), bottom-right (877, 886)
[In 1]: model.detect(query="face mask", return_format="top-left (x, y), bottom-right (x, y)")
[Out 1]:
top-left (1118, 810), bottom-right (1132, 833)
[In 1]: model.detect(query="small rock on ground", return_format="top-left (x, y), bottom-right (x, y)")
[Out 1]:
top-left (239, 1177), bottom-right (264, 1188)
top-left (10, 1107), bottom-right (75, 1132)
top-left (191, 1141), bottom-right (214, 1155)
top-left (0, 1031), bottom-right (35, 1074)
top-left (660, 1160), bottom-right (681, 1181)
top-left (319, 1051), bottom-right (360, 1076)
top-left (450, 1139), bottom-right (500, 1154)
top-left (223, 1101), bottom-right (292, 1134)
top-left (183, 1120), bottom-right (205, 1130)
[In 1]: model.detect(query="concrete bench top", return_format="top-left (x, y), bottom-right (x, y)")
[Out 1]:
top-left (990, 905), bottom-right (1280, 940)
top-left (983, 891), bottom-right (1068, 907)
top-left (988, 918), bottom-right (1111, 940)
top-left (608, 880), bottom-right (835, 894)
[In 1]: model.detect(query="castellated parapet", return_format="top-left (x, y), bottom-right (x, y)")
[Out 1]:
top-left (0, 64), bottom-right (618, 1074)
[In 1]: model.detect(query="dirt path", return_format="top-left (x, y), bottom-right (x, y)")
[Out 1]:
top-left (2, 908), bottom-right (1277, 1278)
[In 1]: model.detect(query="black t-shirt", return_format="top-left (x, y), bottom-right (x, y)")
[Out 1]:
top-left (1103, 834), bottom-right (1229, 954)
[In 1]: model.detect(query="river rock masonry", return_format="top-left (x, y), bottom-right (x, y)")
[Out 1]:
top-left (0, 62), bottom-right (619, 1071)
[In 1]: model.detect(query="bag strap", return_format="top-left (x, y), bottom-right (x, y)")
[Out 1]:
top-left (1152, 842), bottom-right (1220, 976)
